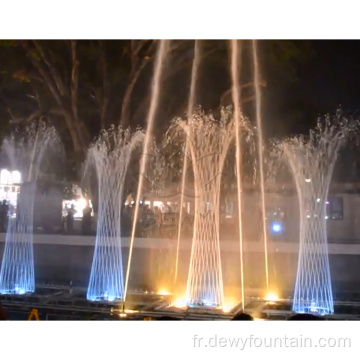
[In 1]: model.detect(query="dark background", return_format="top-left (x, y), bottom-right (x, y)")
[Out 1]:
top-left (1, 40), bottom-right (360, 181)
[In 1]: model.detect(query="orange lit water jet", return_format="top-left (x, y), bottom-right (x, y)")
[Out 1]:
top-left (230, 39), bottom-right (245, 311)
top-left (174, 40), bottom-right (200, 288)
top-left (123, 40), bottom-right (169, 303)
top-left (179, 110), bottom-right (234, 308)
top-left (252, 40), bottom-right (269, 291)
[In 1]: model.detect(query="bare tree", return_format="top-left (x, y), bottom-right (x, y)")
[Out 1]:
top-left (20, 40), bottom-right (90, 161)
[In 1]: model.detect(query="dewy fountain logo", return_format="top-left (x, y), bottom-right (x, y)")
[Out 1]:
top-left (192, 334), bottom-right (352, 350)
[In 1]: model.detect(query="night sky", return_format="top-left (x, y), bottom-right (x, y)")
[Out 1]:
top-left (264, 40), bottom-right (360, 138)
top-left (260, 40), bottom-right (360, 181)
top-left (302, 41), bottom-right (360, 112)
top-left (1, 40), bottom-right (360, 149)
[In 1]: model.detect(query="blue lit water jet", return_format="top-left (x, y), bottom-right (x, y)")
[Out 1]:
top-left (0, 120), bottom-right (58, 295)
top-left (86, 126), bottom-right (144, 302)
top-left (280, 115), bottom-right (355, 315)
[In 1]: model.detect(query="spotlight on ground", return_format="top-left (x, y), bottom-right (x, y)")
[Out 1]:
top-left (222, 303), bottom-right (235, 313)
top-left (157, 289), bottom-right (172, 296)
top-left (265, 292), bottom-right (279, 302)
top-left (172, 297), bottom-right (187, 308)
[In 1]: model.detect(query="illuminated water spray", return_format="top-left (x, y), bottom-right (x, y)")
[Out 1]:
top-left (0, 120), bottom-right (58, 294)
top-left (173, 108), bottom-right (235, 308)
top-left (230, 39), bottom-right (245, 309)
top-left (252, 39), bottom-right (269, 291)
top-left (123, 40), bottom-right (169, 302)
top-left (86, 127), bottom-right (143, 302)
top-left (280, 115), bottom-right (354, 315)
top-left (174, 40), bottom-right (200, 287)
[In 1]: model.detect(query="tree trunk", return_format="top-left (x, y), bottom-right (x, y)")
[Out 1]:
top-left (120, 60), bottom-right (148, 129)
top-left (64, 113), bottom-right (87, 162)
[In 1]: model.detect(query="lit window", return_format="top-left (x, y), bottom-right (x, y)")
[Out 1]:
top-left (0, 169), bottom-right (10, 185)
top-left (11, 171), bottom-right (21, 184)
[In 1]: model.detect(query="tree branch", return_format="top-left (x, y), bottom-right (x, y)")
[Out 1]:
top-left (70, 40), bottom-right (79, 124)
top-left (98, 41), bottom-right (109, 128)
top-left (32, 40), bottom-right (68, 97)
top-left (70, 40), bottom-right (90, 150)
top-left (21, 41), bottom-right (89, 159)
top-left (119, 41), bottom-right (156, 127)
top-left (219, 80), bottom-right (266, 106)
top-left (26, 109), bottom-right (43, 122)
top-left (20, 41), bottom-right (64, 108)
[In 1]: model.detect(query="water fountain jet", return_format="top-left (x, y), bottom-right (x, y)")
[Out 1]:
top-left (86, 126), bottom-right (144, 302)
top-left (174, 40), bottom-right (200, 288)
top-left (123, 40), bottom-right (169, 303)
top-left (280, 114), bottom-right (355, 315)
top-left (230, 39), bottom-right (245, 310)
top-left (172, 108), bottom-right (239, 308)
top-left (252, 39), bottom-right (269, 291)
top-left (0, 119), bottom-right (58, 295)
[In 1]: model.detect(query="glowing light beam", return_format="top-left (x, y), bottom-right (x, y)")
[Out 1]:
top-left (174, 109), bottom-right (236, 308)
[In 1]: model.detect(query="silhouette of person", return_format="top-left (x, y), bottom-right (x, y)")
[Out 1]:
top-left (154, 206), bottom-right (162, 237)
top-left (157, 316), bottom-right (181, 320)
top-left (81, 206), bottom-right (92, 235)
top-left (0, 301), bottom-right (7, 320)
top-left (0, 200), bottom-right (9, 233)
top-left (231, 312), bottom-right (254, 321)
top-left (287, 313), bottom-right (323, 320)
top-left (66, 204), bottom-right (76, 234)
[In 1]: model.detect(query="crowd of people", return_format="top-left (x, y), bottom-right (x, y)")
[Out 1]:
top-left (61, 200), bottom-right (195, 238)
top-left (0, 196), bottom-right (223, 238)
top-left (63, 204), bottom-right (93, 235)
top-left (0, 299), bottom-right (322, 321)
top-left (121, 203), bottom-right (193, 238)
top-left (62, 202), bottom-right (187, 237)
